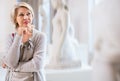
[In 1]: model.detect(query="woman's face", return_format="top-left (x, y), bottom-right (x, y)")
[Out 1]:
top-left (16, 7), bottom-right (33, 27)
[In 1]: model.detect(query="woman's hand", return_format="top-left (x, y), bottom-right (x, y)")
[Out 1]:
top-left (17, 24), bottom-right (33, 43)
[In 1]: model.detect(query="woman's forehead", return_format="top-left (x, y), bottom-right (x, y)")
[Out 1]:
top-left (17, 7), bottom-right (31, 13)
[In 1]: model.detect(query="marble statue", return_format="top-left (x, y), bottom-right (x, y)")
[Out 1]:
top-left (46, 0), bottom-right (81, 69)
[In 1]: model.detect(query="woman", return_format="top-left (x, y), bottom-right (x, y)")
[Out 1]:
top-left (2, 2), bottom-right (47, 81)
top-left (47, 0), bottom-right (81, 69)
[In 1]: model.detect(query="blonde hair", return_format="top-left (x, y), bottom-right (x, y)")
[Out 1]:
top-left (11, 2), bottom-right (34, 28)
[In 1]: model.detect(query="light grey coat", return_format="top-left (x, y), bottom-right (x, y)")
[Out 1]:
top-left (3, 29), bottom-right (47, 81)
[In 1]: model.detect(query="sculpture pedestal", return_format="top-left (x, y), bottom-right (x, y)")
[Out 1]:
top-left (45, 59), bottom-right (81, 69)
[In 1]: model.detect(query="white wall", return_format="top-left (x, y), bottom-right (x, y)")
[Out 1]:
top-left (0, 0), bottom-right (15, 55)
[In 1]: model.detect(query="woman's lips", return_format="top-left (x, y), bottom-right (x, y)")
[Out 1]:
top-left (24, 21), bottom-right (29, 24)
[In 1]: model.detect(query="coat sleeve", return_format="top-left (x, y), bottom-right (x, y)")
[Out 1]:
top-left (15, 33), bottom-right (47, 72)
top-left (3, 34), bottom-right (22, 68)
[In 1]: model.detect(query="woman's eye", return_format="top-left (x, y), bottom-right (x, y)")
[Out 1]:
top-left (19, 14), bottom-right (24, 16)
top-left (27, 13), bottom-right (31, 16)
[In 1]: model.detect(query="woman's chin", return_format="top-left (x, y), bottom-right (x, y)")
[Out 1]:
top-left (23, 24), bottom-right (28, 27)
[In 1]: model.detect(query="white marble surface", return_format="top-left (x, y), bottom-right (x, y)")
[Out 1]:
top-left (45, 66), bottom-right (92, 81)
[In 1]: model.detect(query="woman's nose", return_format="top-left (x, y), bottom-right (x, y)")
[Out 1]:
top-left (23, 15), bottom-right (28, 19)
